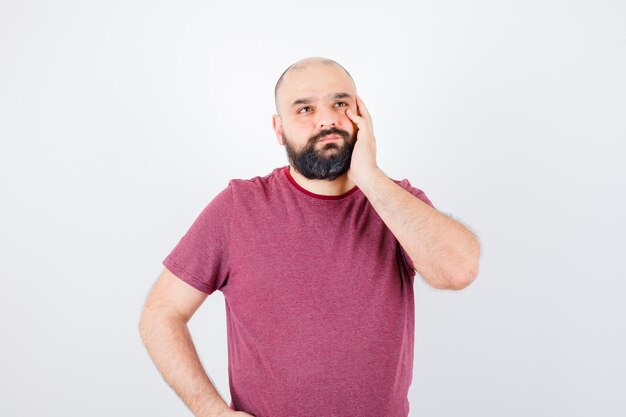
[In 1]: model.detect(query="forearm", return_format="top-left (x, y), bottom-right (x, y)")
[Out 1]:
top-left (357, 168), bottom-right (480, 290)
top-left (139, 312), bottom-right (231, 417)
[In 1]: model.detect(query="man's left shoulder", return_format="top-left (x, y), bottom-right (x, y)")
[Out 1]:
top-left (390, 177), bottom-right (435, 209)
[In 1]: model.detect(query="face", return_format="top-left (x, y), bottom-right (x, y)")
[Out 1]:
top-left (273, 63), bottom-right (359, 180)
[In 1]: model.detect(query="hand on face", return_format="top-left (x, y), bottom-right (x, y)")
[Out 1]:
top-left (345, 96), bottom-right (379, 185)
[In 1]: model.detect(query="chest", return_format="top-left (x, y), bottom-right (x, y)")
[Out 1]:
top-left (223, 202), bottom-right (409, 324)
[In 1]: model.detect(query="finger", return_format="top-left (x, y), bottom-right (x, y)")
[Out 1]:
top-left (356, 95), bottom-right (371, 121)
top-left (345, 108), bottom-right (364, 126)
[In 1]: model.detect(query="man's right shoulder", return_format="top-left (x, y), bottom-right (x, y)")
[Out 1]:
top-left (226, 166), bottom-right (286, 193)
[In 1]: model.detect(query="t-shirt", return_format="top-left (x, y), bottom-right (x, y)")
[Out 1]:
top-left (163, 165), bottom-right (435, 417)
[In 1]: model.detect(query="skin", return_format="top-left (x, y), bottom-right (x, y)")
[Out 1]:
top-left (139, 57), bottom-right (481, 417)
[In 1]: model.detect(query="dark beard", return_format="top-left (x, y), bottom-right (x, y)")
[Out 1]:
top-left (283, 127), bottom-right (356, 180)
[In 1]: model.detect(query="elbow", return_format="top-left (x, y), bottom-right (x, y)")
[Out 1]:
top-left (138, 305), bottom-right (159, 343)
top-left (138, 309), bottom-right (151, 343)
top-left (441, 241), bottom-right (480, 290)
top-left (420, 237), bottom-right (481, 290)
top-left (448, 267), bottom-right (477, 290)
top-left (138, 304), bottom-right (187, 344)
top-left (424, 265), bottom-right (477, 291)
top-left (450, 234), bottom-right (481, 290)
top-left (448, 250), bottom-right (480, 290)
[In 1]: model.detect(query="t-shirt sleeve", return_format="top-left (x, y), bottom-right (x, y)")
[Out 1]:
top-left (394, 178), bottom-right (435, 273)
top-left (162, 182), bottom-right (233, 295)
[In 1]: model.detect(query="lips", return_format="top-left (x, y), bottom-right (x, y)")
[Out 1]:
top-left (319, 135), bottom-right (340, 142)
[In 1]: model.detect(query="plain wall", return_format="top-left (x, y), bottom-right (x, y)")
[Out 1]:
top-left (1, 0), bottom-right (625, 415)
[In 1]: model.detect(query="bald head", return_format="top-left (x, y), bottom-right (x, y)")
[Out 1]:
top-left (274, 57), bottom-right (355, 115)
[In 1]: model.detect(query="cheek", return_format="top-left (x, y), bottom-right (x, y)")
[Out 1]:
top-left (343, 115), bottom-right (357, 133)
top-left (285, 124), bottom-right (315, 143)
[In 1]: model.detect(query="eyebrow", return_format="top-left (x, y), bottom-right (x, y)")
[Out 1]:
top-left (331, 92), bottom-right (353, 100)
top-left (291, 92), bottom-right (354, 108)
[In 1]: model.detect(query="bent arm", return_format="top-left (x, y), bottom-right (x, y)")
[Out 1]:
top-left (138, 268), bottom-right (236, 417)
top-left (358, 169), bottom-right (480, 290)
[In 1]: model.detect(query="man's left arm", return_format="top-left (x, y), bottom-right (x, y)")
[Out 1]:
top-left (358, 168), bottom-right (479, 290)
top-left (346, 96), bottom-right (480, 290)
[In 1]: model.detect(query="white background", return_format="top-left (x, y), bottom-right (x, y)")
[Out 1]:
top-left (1, 0), bottom-right (625, 416)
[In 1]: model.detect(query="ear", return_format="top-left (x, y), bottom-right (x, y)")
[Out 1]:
top-left (272, 114), bottom-right (285, 145)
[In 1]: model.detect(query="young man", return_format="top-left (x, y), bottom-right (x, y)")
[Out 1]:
top-left (139, 57), bottom-right (480, 417)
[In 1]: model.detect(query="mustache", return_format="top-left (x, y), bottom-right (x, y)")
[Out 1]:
top-left (309, 127), bottom-right (351, 144)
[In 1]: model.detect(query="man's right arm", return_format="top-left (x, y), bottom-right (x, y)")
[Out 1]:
top-left (138, 268), bottom-right (252, 417)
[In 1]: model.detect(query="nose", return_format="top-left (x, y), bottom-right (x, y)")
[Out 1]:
top-left (316, 106), bottom-right (339, 129)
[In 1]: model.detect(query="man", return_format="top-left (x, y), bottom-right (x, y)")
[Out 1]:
top-left (139, 57), bottom-right (480, 417)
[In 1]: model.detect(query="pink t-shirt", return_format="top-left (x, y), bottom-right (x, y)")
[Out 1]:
top-left (163, 165), bottom-right (434, 417)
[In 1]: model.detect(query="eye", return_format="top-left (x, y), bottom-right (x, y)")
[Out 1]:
top-left (334, 101), bottom-right (347, 108)
top-left (297, 106), bottom-right (312, 114)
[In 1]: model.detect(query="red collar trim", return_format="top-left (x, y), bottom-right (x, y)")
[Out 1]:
top-left (283, 166), bottom-right (359, 200)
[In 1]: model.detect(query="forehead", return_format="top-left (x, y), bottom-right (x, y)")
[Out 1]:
top-left (278, 63), bottom-right (356, 108)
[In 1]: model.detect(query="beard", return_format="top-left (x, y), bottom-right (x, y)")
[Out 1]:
top-left (283, 127), bottom-right (357, 180)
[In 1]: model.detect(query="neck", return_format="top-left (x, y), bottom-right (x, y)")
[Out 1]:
top-left (289, 165), bottom-right (356, 196)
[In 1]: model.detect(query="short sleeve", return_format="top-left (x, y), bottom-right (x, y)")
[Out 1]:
top-left (394, 179), bottom-right (435, 273)
top-left (162, 182), bottom-right (233, 295)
